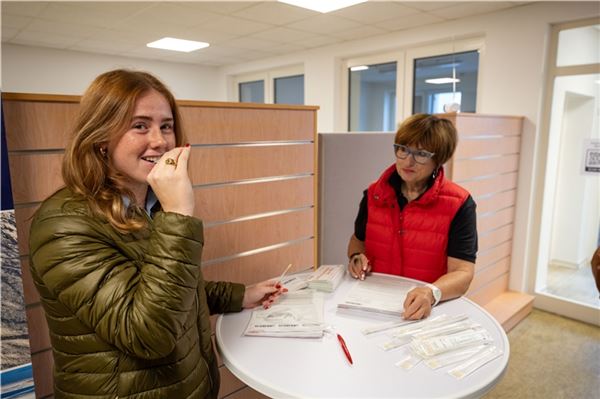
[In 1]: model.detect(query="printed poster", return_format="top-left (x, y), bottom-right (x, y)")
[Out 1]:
top-left (582, 139), bottom-right (600, 175)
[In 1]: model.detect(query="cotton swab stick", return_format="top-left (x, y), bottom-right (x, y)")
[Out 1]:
top-left (277, 263), bottom-right (292, 284)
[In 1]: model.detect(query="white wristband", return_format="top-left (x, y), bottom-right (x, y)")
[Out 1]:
top-left (426, 283), bottom-right (442, 307)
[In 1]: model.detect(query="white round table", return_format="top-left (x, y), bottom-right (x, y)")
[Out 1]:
top-left (216, 273), bottom-right (509, 399)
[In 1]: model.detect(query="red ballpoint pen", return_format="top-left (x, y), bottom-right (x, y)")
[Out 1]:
top-left (337, 334), bottom-right (353, 365)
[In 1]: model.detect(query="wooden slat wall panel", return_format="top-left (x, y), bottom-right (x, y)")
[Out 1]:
top-left (479, 224), bottom-right (513, 251)
top-left (19, 258), bottom-right (40, 305)
top-left (477, 207), bottom-right (515, 233)
top-left (202, 209), bottom-right (314, 261)
top-left (468, 257), bottom-right (510, 293)
top-left (31, 350), bottom-right (54, 399)
top-left (9, 153), bottom-right (63, 204)
top-left (467, 274), bottom-right (510, 306)
top-left (458, 172), bottom-right (518, 198)
top-left (2, 93), bottom-right (318, 398)
top-left (195, 177), bottom-right (313, 224)
top-left (3, 101), bottom-right (78, 150)
top-left (25, 304), bottom-right (51, 353)
top-left (440, 114), bottom-right (523, 308)
top-left (454, 136), bottom-right (520, 159)
top-left (15, 206), bottom-right (38, 256)
top-left (476, 190), bottom-right (516, 214)
top-left (447, 113), bottom-right (523, 137)
top-left (180, 107), bottom-right (315, 143)
top-left (476, 241), bottom-right (512, 271)
top-left (202, 239), bottom-right (314, 285)
top-left (189, 145), bottom-right (313, 185)
top-left (452, 154), bottom-right (519, 181)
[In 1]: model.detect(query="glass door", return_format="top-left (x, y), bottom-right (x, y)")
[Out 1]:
top-left (533, 19), bottom-right (600, 325)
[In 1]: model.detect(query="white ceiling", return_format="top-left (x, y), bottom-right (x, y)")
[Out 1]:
top-left (1, 1), bottom-right (528, 67)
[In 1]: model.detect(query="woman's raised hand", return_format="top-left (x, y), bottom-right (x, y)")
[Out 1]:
top-left (147, 145), bottom-right (195, 216)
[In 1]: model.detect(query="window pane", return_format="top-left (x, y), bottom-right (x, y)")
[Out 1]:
top-left (557, 24), bottom-right (600, 67)
top-left (413, 51), bottom-right (479, 114)
top-left (239, 80), bottom-right (264, 103)
top-left (274, 75), bottom-right (304, 105)
top-left (349, 62), bottom-right (397, 132)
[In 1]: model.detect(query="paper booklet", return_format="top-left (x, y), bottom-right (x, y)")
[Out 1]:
top-left (244, 291), bottom-right (325, 338)
top-left (304, 264), bottom-right (345, 293)
top-left (337, 274), bottom-right (417, 317)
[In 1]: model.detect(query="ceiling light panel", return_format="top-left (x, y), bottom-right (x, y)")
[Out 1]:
top-left (146, 37), bottom-right (209, 53)
top-left (278, 0), bottom-right (368, 14)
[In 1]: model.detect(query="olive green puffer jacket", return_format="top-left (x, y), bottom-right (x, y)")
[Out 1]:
top-left (29, 188), bottom-right (245, 398)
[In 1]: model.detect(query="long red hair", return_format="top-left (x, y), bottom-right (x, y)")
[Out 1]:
top-left (62, 69), bottom-right (185, 232)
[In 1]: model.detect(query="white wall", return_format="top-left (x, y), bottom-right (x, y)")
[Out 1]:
top-left (542, 74), bottom-right (599, 277)
top-left (219, 2), bottom-right (600, 293)
top-left (1, 43), bottom-right (223, 100)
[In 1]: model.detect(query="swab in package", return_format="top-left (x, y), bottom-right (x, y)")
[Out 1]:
top-left (447, 345), bottom-right (503, 379)
top-left (410, 328), bottom-right (493, 357)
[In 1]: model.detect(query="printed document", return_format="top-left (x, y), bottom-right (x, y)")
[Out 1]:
top-left (244, 291), bottom-right (325, 338)
top-left (337, 274), bottom-right (416, 316)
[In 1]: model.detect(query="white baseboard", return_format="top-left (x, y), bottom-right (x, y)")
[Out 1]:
top-left (549, 258), bottom-right (590, 270)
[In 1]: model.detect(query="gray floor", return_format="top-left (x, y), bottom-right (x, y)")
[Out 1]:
top-left (484, 309), bottom-right (600, 399)
top-left (542, 263), bottom-right (600, 307)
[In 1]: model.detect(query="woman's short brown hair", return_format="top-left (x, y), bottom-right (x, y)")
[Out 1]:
top-left (394, 114), bottom-right (458, 166)
top-left (62, 69), bottom-right (185, 232)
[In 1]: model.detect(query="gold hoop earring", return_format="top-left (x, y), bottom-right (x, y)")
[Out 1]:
top-left (99, 147), bottom-right (107, 157)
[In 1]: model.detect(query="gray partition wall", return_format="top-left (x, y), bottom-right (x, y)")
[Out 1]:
top-left (318, 132), bottom-right (396, 265)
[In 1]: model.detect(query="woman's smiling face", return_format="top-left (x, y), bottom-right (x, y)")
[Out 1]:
top-left (108, 89), bottom-right (176, 197)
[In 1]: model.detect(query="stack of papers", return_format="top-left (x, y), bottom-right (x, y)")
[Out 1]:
top-left (304, 264), bottom-right (345, 293)
top-left (244, 291), bottom-right (325, 338)
top-left (337, 274), bottom-right (416, 316)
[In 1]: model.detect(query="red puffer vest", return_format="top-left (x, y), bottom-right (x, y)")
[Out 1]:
top-left (365, 164), bottom-right (469, 283)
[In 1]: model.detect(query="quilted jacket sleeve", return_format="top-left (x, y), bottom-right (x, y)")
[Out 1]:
top-left (204, 281), bottom-right (245, 315)
top-left (30, 208), bottom-right (203, 360)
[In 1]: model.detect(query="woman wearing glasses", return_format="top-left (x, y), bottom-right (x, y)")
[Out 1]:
top-left (347, 113), bottom-right (477, 320)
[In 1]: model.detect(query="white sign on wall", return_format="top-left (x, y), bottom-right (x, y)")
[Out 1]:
top-left (582, 139), bottom-right (600, 175)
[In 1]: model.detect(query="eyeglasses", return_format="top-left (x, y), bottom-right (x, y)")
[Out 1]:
top-left (393, 144), bottom-right (435, 165)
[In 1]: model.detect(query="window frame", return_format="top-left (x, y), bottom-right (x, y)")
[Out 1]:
top-left (339, 37), bottom-right (484, 131)
top-left (403, 37), bottom-right (485, 118)
top-left (232, 65), bottom-right (304, 104)
top-left (341, 51), bottom-right (404, 132)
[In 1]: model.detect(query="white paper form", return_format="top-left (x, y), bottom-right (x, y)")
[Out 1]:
top-left (337, 275), bottom-right (416, 317)
top-left (244, 291), bottom-right (325, 338)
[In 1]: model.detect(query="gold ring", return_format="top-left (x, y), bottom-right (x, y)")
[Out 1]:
top-left (165, 158), bottom-right (177, 167)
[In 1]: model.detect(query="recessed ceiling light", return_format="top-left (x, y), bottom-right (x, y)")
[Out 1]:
top-left (350, 65), bottom-right (369, 72)
top-left (278, 0), bottom-right (368, 13)
top-left (146, 37), bottom-right (209, 53)
top-left (425, 77), bottom-right (461, 85)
